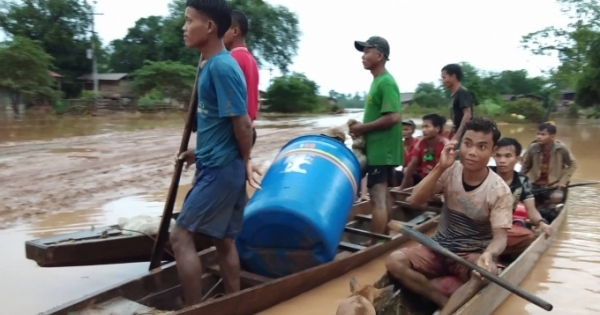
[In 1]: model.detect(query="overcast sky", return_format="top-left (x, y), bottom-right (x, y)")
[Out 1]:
top-left (63, 0), bottom-right (573, 94)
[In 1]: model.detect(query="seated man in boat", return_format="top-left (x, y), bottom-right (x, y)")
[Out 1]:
top-left (521, 122), bottom-right (577, 211)
top-left (171, 0), bottom-right (260, 307)
top-left (397, 114), bottom-right (448, 190)
top-left (385, 117), bottom-right (513, 315)
top-left (491, 137), bottom-right (553, 256)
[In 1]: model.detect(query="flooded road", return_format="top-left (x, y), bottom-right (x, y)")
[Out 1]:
top-left (1, 109), bottom-right (599, 314)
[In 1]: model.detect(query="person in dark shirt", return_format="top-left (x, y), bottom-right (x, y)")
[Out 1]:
top-left (441, 64), bottom-right (473, 143)
top-left (491, 138), bottom-right (553, 256)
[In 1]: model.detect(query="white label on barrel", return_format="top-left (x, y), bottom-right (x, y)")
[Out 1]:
top-left (282, 154), bottom-right (313, 174)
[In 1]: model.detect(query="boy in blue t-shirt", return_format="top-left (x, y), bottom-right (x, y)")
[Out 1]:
top-left (170, 0), bottom-right (260, 306)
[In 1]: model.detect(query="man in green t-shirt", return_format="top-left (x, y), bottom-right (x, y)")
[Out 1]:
top-left (350, 36), bottom-right (402, 244)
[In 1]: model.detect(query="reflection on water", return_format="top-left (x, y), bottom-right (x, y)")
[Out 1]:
top-left (494, 186), bottom-right (600, 315)
top-left (2, 113), bottom-right (600, 314)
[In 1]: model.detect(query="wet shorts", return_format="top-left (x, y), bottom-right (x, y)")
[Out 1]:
top-left (399, 245), bottom-right (494, 283)
top-left (366, 165), bottom-right (396, 188)
top-left (177, 157), bottom-right (247, 240)
top-left (506, 223), bottom-right (535, 248)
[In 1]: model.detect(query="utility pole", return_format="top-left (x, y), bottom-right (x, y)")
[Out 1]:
top-left (89, 0), bottom-right (103, 93)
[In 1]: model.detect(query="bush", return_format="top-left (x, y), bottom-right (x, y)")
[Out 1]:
top-left (567, 103), bottom-right (580, 119)
top-left (137, 90), bottom-right (164, 109)
top-left (266, 73), bottom-right (320, 113)
top-left (502, 98), bottom-right (546, 123)
top-left (80, 90), bottom-right (101, 100)
top-left (479, 99), bottom-right (503, 116)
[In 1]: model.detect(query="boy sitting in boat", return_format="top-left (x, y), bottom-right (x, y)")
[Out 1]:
top-left (491, 138), bottom-right (553, 256)
top-left (385, 117), bottom-right (513, 315)
top-left (521, 122), bottom-right (577, 213)
top-left (397, 114), bottom-right (448, 190)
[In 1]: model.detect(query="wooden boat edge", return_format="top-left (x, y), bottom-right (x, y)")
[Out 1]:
top-left (173, 216), bottom-right (441, 315)
top-left (454, 202), bottom-right (568, 315)
top-left (39, 207), bottom-right (439, 315)
top-left (26, 191), bottom-right (439, 268)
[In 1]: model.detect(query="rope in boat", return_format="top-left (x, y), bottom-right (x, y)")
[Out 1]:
top-left (375, 289), bottom-right (401, 315)
top-left (112, 228), bottom-right (176, 259)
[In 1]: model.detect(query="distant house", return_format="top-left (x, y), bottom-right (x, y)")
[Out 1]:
top-left (559, 90), bottom-right (575, 106)
top-left (49, 71), bottom-right (63, 91)
top-left (400, 92), bottom-right (415, 106)
top-left (501, 94), bottom-right (544, 102)
top-left (259, 89), bottom-right (269, 109)
top-left (77, 73), bottom-right (133, 99)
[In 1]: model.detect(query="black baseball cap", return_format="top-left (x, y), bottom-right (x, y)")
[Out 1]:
top-left (402, 120), bottom-right (416, 128)
top-left (355, 36), bottom-right (390, 60)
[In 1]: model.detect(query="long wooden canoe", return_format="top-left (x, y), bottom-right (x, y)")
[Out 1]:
top-left (39, 191), bottom-right (443, 315)
top-left (373, 198), bottom-right (568, 315)
top-left (25, 190), bottom-right (441, 268)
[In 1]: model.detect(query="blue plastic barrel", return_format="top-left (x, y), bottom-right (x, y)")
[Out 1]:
top-left (236, 135), bottom-right (361, 278)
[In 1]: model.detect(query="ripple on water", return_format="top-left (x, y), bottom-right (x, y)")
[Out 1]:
top-left (495, 186), bottom-right (600, 315)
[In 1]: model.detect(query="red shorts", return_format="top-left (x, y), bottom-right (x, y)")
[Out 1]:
top-left (400, 245), bottom-right (491, 283)
top-left (506, 224), bottom-right (535, 248)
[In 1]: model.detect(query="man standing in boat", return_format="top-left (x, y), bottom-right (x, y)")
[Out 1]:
top-left (441, 64), bottom-right (473, 143)
top-left (172, 0), bottom-right (261, 307)
top-left (223, 10), bottom-right (260, 147)
top-left (521, 122), bottom-right (577, 210)
top-left (491, 137), bottom-right (553, 256)
top-left (397, 114), bottom-right (448, 190)
top-left (349, 36), bottom-right (402, 243)
top-left (385, 117), bottom-right (513, 315)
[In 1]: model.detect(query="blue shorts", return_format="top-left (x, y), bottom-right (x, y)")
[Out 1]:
top-left (176, 157), bottom-right (247, 239)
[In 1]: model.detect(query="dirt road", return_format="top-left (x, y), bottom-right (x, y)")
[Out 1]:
top-left (0, 125), bottom-right (322, 228)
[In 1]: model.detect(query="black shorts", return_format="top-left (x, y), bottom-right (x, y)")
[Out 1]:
top-left (395, 172), bottom-right (422, 187)
top-left (252, 127), bottom-right (257, 147)
top-left (366, 165), bottom-right (396, 188)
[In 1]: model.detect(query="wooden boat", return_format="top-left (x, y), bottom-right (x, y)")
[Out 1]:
top-left (372, 196), bottom-right (569, 315)
top-left (25, 190), bottom-right (441, 268)
top-left (40, 190), bottom-right (442, 315)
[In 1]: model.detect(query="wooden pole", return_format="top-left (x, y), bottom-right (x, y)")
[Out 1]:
top-left (399, 225), bottom-right (553, 311)
top-left (149, 57), bottom-right (202, 270)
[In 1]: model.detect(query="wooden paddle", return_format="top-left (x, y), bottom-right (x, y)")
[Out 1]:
top-left (397, 225), bottom-right (553, 311)
top-left (149, 57), bottom-right (203, 270)
top-left (531, 180), bottom-right (600, 193)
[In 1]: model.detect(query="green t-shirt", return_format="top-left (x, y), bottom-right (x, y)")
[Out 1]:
top-left (363, 71), bottom-right (403, 166)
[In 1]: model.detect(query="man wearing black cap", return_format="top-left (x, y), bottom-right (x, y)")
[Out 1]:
top-left (349, 36), bottom-right (402, 244)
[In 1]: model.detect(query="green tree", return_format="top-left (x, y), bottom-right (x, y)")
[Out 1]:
top-left (108, 16), bottom-right (165, 73)
top-left (412, 82), bottom-right (445, 108)
top-left (520, 0), bottom-right (600, 90)
top-left (131, 61), bottom-right (197, 107)
top-left (0, 37), bottom-right (58, 113)
top-left (112, 0), bottom-right (300, 72)
top-left (0, 0), bottom-right (94, 96)
top-left (575, 33), bottom-right (600, 107)
top-left (266, 73), bottom-right (319, 113)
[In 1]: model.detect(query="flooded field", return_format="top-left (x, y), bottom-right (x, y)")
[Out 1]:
top-left (1, 109), bottom-right (599, 314)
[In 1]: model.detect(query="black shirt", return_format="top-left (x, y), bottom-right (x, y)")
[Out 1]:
top-left (450, 86), bottom-right (473, 132)
top-left (490, 166), bottom-right (535, 211)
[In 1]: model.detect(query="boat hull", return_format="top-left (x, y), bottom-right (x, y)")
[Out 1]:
top-left (25, 190), bottom-right (439, 268)
top-left (373, 199), bottom-right (568, 315)
top-left (40, 195), bottom-right (441, 315)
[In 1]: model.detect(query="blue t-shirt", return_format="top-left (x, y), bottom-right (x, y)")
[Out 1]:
top-left (195, 50), bottom-right (248, 168)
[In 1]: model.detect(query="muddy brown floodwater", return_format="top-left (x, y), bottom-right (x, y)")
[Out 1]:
top-left (1, 109), bottom-right (599, 315)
